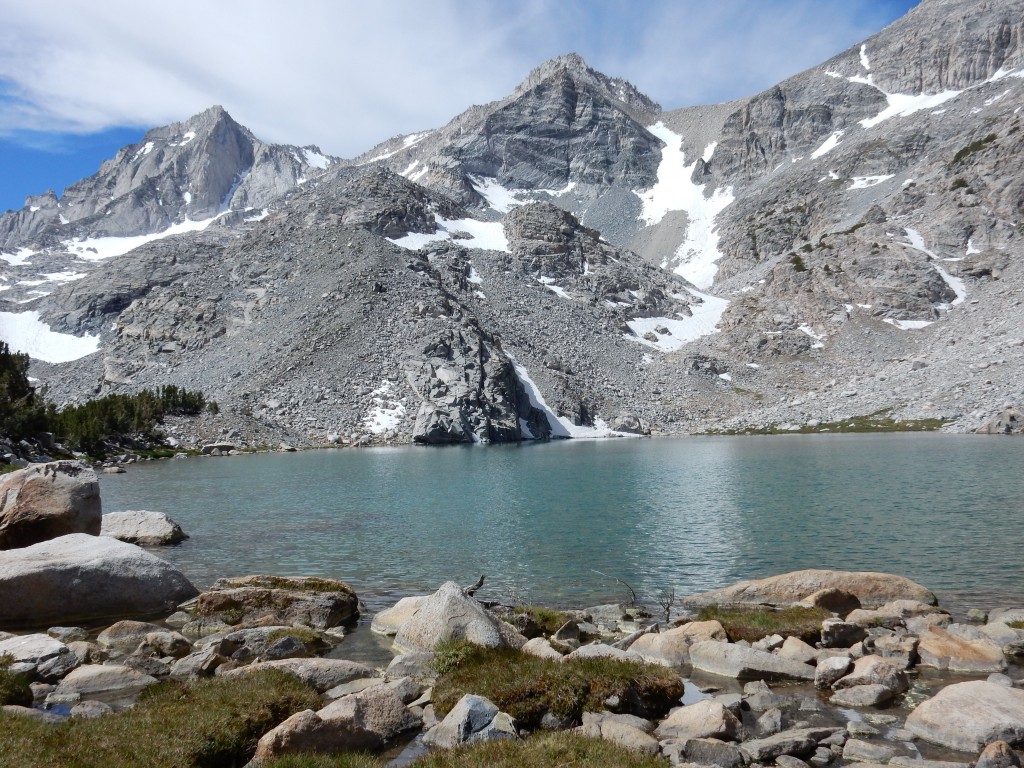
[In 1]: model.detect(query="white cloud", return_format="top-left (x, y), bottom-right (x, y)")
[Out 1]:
top-left (0, 0), bottom-right (918, 159)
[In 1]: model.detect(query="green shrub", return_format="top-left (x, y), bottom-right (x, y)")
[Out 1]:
top-left (0, 669), bottom-right (321, 768)
top-left (432, 646), bottom-right (683, 730)
top-left (407, 731), bottom-right (668, 768)
top-left (952, 133), bottom-right (997, 164)
top-left (950, 177), bottom-right (969, 190)
top-left (695, 605), bottom-right (831, 644)
top-left (789, 253), bottom-right (807, 272)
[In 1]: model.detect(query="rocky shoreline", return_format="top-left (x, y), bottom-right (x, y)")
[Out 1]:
top-left (2, 461), bottom-right (1024, 767)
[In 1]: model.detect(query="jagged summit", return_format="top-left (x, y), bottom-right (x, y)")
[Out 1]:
top-left (514, 52), bottom-right (661, 115)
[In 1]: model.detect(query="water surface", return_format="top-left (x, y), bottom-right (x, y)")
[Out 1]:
top-left (99, 434), bottom-right (1024, 613)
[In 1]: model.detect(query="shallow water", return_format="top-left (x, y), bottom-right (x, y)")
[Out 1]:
top-left (99, 433), bottom-right (1024, 614)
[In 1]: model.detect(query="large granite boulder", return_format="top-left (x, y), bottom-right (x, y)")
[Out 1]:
top-left (0, 534), bottom-right (197, 628)
top-left (917, 624), bottom-right (1007, 673)
top-left (688, 640), bottom-right (815, 681)
top-left (194, 575), bottom-right (358, 629)
top-left (370, 595), bottom-right (426, 636)
top-left (906, 681), bottom-right (1024, 751)
top-left (682, 569), bottom-right (936, 610)
top-left (392, 581), bottom-right (526, 654)
top-left (0, 462), bottom-right (101, 550)
top-left (100, 510), bottom-right (188, 546)
top-left (627, 621), bottom-right (728, 666)
top-left (423, 693), bottom-right (518, 748)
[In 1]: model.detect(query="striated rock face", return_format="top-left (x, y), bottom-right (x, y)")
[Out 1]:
top-left (0, 462), bottom-right (101, 550)
top-left (404, 327), bottom-right (551, 444)
top-left (0, 534), bottom-right (197, 628)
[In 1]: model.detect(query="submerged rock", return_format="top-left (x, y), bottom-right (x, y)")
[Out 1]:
top-left (100, 510), bottom-right (188, 546)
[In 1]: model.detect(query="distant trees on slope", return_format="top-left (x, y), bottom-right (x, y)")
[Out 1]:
top-left (0, 342), bottom-right (211, 455)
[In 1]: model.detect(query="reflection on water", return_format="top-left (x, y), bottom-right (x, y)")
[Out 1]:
top-left (98, 434), bottom-right (1024, 612)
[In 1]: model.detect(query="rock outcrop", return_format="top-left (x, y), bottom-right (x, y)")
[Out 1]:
top-left (100, 510), bottom-right (188, 546)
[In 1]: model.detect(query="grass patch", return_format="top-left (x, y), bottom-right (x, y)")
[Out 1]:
top-left (409, 731), bottom-right (667, 767)
top-left (1007, 621), bottom-right (1024, 630)
top-left (514, 605), bottom-right (571, 636)
top-left (432, 643), bottom-right (683, 730)
top-left (266, 626), bottom-right (326, 645)
top-left (218, 575), bottom-right (355, 594)
top-left (0, 654), bottom-right (31, 707)
top-left (0, 669), bottom-right (321, 768)
top-left (696, 605), bottom-right (831, 644)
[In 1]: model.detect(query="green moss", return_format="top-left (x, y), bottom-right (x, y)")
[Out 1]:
top-left (1007, 621), bottom-right (1024, 630)
top-left (407, 732), bottom-right (668, 768)
top-left (789, 253), bottom-right (807, 272)
top-left (266, 626), bottom-right (325, 646)
top-left (0, 670), bottom-right (321, 768)
top-left (696, 605), bottom-right (831, 644)
top-left (432, 646), bottom-right (683, 730)
top-left (220, 575), bottom-right (354, 594)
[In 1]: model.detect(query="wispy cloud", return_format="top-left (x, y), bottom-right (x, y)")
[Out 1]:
top-left (0, 0), bottom-right (918, 157)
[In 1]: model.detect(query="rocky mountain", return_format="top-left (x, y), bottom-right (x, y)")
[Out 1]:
top-left (2, 0), bottom-right (1023, 447)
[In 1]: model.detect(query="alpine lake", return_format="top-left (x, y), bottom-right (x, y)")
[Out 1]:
top-left (99, 433), bottom-right (1024, 626)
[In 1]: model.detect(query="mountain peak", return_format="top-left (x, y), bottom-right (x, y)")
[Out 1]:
top-left (515, 52), bottom-right (661, 114)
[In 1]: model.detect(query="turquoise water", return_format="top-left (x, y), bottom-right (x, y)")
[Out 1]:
top-left (98, 434), bottom-right (1024, 612)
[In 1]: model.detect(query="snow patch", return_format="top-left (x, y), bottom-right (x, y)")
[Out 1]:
top-left (849, 175), bottom-right (894, 190)
top-left (179, 131), bottom-right (196, 145)
top-left (363, 381), bottom-right (406, 434)
top-left (509, 356), bottom-right (617, 439)
top-left (182, 191), bottom-right (192, 205)
top-left (635, 122), bottom-right (734, 289)
top-left (0, 310), bottom-right (100, 363)
top-left (467, 265), bottom-right (483, 285)
top-left (537, 276), bottom-right (571, 300)
top-left (903, 227), bottom-right (967, 309)
top-left (811, 130), bottom-right (845, 159)
top-left (303, 148), bottom-right (330, 170)
top-left (388, 215), bottom-right (508, 253)
top-left (133, 141), bottom-right (155, 160)
top-left (244, 209), bottom-right (270, 222)
top-left (365, 131), bottom-right (430, 163)
top-left (966, 239), bottom-right (981, 255)
top-left (0, 248), bottom-right (37, 266)
top-left (884, 318), bottom-right (933, 330)
top-left (29, 205), bottom-right (40, 213)
top-left (469, 176), bottom-right (576, 214)
top-left (625, 288), bottom-right (730, 352)
top-left (859, 44), bottom-right (871, 72)
top-left (64, 215), bottom-right (224, 261)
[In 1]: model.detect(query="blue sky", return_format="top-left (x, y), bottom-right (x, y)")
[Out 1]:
top-left (0, 0), bottom-right (919, 214)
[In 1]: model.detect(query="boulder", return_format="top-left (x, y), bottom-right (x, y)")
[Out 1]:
top-left (918, 625), bottom-right (1007, 673)
top-left (565, 643), bottom-right (644, 662)
top-left (654, 701), bottom-right (742, 741)
top-left (814, 656), bottom-right (852, 689)
top-left (682, 570), bottom-right (935, 610)
top-left (905, 681), bottom-right (1024, 751)
top-left (777, 636), bottom-right (818, 664)
top-left (195, 575), bottom-right (358, 629)
top-left (689, 640), bottom-right (815, 681)
top-left (631, 621), bottom-right (727, 666)
top-left (392, 581), bottom-right (525, 653)
top-left (219, 658), bottom-right (377, 692)
top-left (423, 693), bottom-right (517, 748)
top-left (739, 727), bottom-right (844, 763)
top-left (0, 462), bottom-right (101, 550)
top-left (49, 664), bottom-right (157, 702)
top-left (370, 595), bottom-right (426, 636)
top-left (833, 655), bottom-right (909, 694)
top-left (830, 683), bottom-right (899, 707)
top-left (662, 737), bottom-right (745, 768)
top-left (578, 712), bottom-right (659, 755)
top-left (216, 626), bottom-right (331, 662)
top-left (100, 510), bottom-right (188, 546)
top-left (97, 620), bottom-right (166, 653)
top-left (0, 534), bottom-right (198, 628)
top-left (522, 637), bottom-right (564, 661)
top-left (976, 741), bottom-right (1022, 768)
top-left (843, 739), bottom-right (898, 763)
top-left (254, 683), bottom-right (421, 759)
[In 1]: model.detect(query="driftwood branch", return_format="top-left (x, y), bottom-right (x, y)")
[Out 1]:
top-left (591, 569), bottom-right (637, 606)
top-left (463, 574), bottom-right (486, 596)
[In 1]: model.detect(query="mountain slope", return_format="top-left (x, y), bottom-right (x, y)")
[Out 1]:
top-left (3, 0), bottom-right (1024, 446)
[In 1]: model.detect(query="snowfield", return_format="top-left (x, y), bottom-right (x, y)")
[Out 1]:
top-left (0, 310), bottom-right (100, 363)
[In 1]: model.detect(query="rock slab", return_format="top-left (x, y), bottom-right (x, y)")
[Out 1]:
top-left (905, 681), bottom-right (1024, 752)
top-left (100, 510), bottom-right (188, 546)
